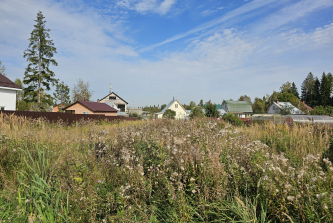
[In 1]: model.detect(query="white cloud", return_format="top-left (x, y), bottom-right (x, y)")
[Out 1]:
top-left (116, 0), bottom-right (177, 15)
top-left (141, 0), bottom-right (279, 51)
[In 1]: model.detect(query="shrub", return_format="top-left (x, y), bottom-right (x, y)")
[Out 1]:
top-left (163, 109), bottom-right (176, 119)
top-left (222, 113), bottom-right (244, 126)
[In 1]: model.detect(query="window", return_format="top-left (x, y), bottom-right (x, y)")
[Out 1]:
top-left (83, 111), bottom-right (89, 114)
top-left (109, 96), bottom-right (116, 100)
top-left (175, 104), bottom-right (178, 108)
top-left (0, 107), bottom-right (5, 111)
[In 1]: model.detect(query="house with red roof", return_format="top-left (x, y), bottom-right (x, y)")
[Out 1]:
top-left (0, 73), bottom-right (22, 110)
top-left (63, 101), bottom-right (118, 116)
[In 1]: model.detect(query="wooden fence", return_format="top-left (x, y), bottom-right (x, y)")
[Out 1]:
top-left (0, 110), bottom-right (138, 124)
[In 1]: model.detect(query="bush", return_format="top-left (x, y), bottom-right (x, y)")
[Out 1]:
top-left (189, 106), bottom-right (204, 119)
top-left (222, 113), bottom-right (244, 126)
top-left (163, 109), bottom-right (176, 119)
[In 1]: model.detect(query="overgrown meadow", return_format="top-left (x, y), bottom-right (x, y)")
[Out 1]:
top-left (1, 114), bottom-right (333, 222)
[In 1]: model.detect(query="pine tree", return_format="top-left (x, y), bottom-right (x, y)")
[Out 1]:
top-left (320, 72), bottom-right (332, 106)
top-left (53, 81), bottom-right (71, 106)
top-left (23, 11), bottom-right (58, 110)
top-left (300, 72), bottom-right (315, 104)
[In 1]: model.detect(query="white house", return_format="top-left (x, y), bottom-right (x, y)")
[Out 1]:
top-left (0, 73), bottom-right (22, 111)
top-left (98, 92), bottom-right (128, 112)
top-left (267, 101), bottom-right (305, 115)
top-left (155, 99), bottom-right (187, 119)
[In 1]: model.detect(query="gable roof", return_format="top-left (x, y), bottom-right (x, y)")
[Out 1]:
top-left (223, 100), bottom-right (253, 113)
top-left (99, 92), bottom-right (128, 104)
top-left (0, 73), bottom-right (22, 90)
top-left (156, 99), bottom-right (187, 114)
top-left (64, 101), bottom-right (118, 112)
top-left (272, 102), bottom-right (304, 114)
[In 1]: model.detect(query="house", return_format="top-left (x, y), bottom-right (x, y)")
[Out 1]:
top-left (53, 104), bottom-right (66, 112)
top-left (302, 101), bottom-right (313, 113)
top-left (221, 100), bottom-right (253, 118)
top-left (0, 73), bottom-right (22, 110)
top-left (98, 92), bottom-right (128, 112)
top-left (63, 101), bottom-right (118, 116)
top-left (155, 99), bottom-right (187, 119)
top-left (267, 101), bottom-right (305, 115)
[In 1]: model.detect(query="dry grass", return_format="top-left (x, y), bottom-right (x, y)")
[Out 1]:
top-left (0, 114), bottom-right (332, 222)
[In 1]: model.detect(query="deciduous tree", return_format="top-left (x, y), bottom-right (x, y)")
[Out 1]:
top-left (54, 81), bottom-right (71, 105)
top-left (72, 78), bottom-right (93, 102)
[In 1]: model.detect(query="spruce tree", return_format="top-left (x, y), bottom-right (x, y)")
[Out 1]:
top-left (291, 82), bottom-right (299, 98)
top-left (312, 77), bottom-right (321, 107)
top-left (320, 72), bottom-right (332, 106)
top-left (23, 11), bottom-right (58, 111)
top-left (300, 72), bottom-right (315, 104)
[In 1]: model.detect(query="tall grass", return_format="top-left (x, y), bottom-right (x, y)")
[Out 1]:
top-left (0, 113), bottom-right (332, 222)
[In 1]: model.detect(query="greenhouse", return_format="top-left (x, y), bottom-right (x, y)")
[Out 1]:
top-left (287, 115), bottom-right (333, 127)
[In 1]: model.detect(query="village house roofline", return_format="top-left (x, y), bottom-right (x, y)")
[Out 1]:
top-left (64, 101), bottom-right (118, 112)
top-left (99, 92), bottom-right (128, 104)
top-left (0, 73), bottom-right (22, 90)
top-left (155, 99), bottom-right (187, 115)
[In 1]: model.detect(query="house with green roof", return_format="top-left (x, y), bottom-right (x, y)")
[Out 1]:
top-left (222, 100), bottom-right (253, 118)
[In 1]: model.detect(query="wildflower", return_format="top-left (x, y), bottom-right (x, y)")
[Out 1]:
top-left (25, 199), bottom-right (30, 203)
top-left (192, 189), bottom-right (196, 194)
top-left (285, 184), bottom-right (292, 190)
top-left (98, 180), bottom-right (102, 183)
top-left (287, 196), bottom-right (295, 201)
top-left (324, 203), bottom-right (328, 209)
top-left (190, 177), bottom-right (195, 182)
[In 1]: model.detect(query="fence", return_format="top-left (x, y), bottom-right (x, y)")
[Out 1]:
top-left (0, 110), bottom-right (138, 125)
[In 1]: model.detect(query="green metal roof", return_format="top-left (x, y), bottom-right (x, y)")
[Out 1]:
top-left (223, 100), bottom-right (253, 113)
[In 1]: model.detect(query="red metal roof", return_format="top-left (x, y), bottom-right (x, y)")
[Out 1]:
top-left (0, 73), bottom-right (22, 89)
top-left (65, 101), bottom-right (118, 112)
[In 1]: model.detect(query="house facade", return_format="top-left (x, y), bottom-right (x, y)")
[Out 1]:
top-left (222, 100), bottom-right (253, 118)
top-left (267, 101), bottom-right (305, 115)
top-left (98, 92), bottom-right (128, 112)
top-left (0, 73), bottom-right (22, 111)
top-left (155, 99), bottom-right (187, 119)
top-left (64, 101), bottom-right (118, 116)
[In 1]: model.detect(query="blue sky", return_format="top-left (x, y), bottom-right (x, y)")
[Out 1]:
top-left (1, 0), bottom-right (333, 107)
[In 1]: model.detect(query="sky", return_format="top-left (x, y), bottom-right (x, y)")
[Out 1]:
top-left (1, 0), bottom-right (333, 108)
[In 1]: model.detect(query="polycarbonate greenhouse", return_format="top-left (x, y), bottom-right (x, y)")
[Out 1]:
top-left (287, 115), bottom-right (333, 127)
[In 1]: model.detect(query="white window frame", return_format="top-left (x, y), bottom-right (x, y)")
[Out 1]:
top-left (83, 111), bottom-right (89, 114)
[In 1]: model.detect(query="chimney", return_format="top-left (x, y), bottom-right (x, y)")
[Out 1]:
top-left (97, 99), bottom-right (100, 102)
top-left (276, 100), bottom-right (279, 105)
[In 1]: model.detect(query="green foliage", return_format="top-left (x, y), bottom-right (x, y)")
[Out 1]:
top-left (301, 72), bottom-right (315, 105)
top-left (252, 97), bottom-right (266, 114)
top-left (189, 106), bottom-right (204, 118)
top-left (23, 11), bottom-right (58, 110)
top-left (72, 78), bottom-right (93, 102)
top-left (204, 101), bottom-right (219, 118)
top-left (310, 106), bottom-right (333, 116)
top-left (143, 105), bottom-right (161, 114)
top-left (223, 113), bottom-right (244, 126)
top-left (238, 95), bottom-right (252, 104)
top-left (160, 104), bottom-right (167, 111)
top-left (53, 81), bottom-right (71, 106)
top-left (320, 72), bottom-right (332, 106)
top-left (163, 109), bottom-right (176, 119)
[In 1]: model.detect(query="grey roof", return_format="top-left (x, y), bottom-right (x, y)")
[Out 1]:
top-left (223, 100), bottom-right (253, 113)
top-left (273, 102), bottom-right (305, 115)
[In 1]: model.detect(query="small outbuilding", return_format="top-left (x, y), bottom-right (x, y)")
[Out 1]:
top-left (63, 101), bottom-right (118, 116)
top-left (287, 115), bottom-right (333, 127)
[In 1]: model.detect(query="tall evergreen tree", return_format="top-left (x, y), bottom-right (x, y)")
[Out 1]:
top-left (300, 72), bottom-right (315, 104)
top-left (312, 77), bottom-right (321, 107)
top-left (291, 82), bottom-right (299, 98)
top-left (23, 11), bottom-right (58, 110)
top-left (320, 72), bottom-right (332, 106)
